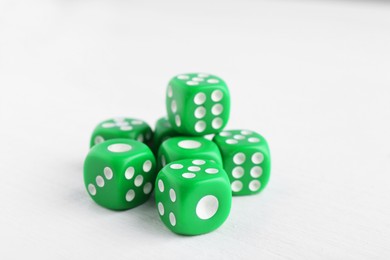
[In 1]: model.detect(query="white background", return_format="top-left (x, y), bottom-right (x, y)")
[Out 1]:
top-left (1, 0), bottom-right (389, 259)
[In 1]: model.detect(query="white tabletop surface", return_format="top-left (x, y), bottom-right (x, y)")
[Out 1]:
top-left (1, 0), bottom-right (389, 259)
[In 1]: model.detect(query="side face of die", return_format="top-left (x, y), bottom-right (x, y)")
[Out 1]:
top-left (155, 159), bottom-right (232, 235)
top-left (166, 73), bottom-right (230, 136)
top-left (90, 118), bottom-right (153, 148)
top-left (157, 137), bottom-right (223, 170)
top-left (84, 139), bottom-right (156, 210)
top-left (152, 117), bottom-right (180, 154)
top-left (213, 130), bottom-right (271, 196)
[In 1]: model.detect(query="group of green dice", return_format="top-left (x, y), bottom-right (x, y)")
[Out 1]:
top-left (84, 73), bottom-right (271, 235)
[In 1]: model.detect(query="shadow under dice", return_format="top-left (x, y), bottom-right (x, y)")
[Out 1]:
top-left (84, 139), bottom-right (156, 210)
top-left (157, 136), bottom-right (223, 170)
top-left (155, 159), bottom-right (232, 235)
top-left (152, 117), bottom-right (181, 154)
top-left (213, 130), bottom-right (271, 196)
top-left (166, 73), bottom-right (230, 136)
top-left (90, 117), bottom-right (153, 148)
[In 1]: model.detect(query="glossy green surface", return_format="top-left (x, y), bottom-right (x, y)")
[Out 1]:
top-left (166, 73), bottom-right (230, 136)
top-left (157, 136), bottom-right (223, 170)
top-left (155, 159), bottom-right (232, 235)
top-left (89, 117), bottom-right (153, 148)
top-left (84, 139), bottom-right (156, 210)
top-left (213, 130), bottom-right (271, 196)
top-left (152, 117), bottom-right (180, 154)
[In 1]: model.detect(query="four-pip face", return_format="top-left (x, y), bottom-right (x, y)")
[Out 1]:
top-left (90, 117), bottom-right (153, 148)
top-left (166, 73), bottom-right (231, 136)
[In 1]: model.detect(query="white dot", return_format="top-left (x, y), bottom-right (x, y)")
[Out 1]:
top-left (161, 155), bottom-right (166, 167)
top-left (177, 75), bottom-right (189, 80)
top-left (211, 104), bottom-right (223, 115)
top-left (125, 167), bottom-right (135, 179)
top-left (187, 81), bottom-right (198, 86)
top-left (120, 126), bottom-right (133, 131)
top-left (137, 135), bottom-right (144, 142)
top-left (197, 73), bottom-right (209, 78)
top-left (170, 164), bottom-right (184, 169)
top-left (134, 175), bottom-right (144, 187)
top-left (233, 153), bottom-right (246, 164)
top-left (248, 137), bottom-right (260, 143)
top-left (104, 167), bottom-right (113, 180)
top-left (143, 160), bottom-right (152, 172)
top-left (107, 143), bottom-right (132, 153)
top-left (241, 130), bottom-right (253, 135)
top-left (196, 195), bottom-right (219, 220)
top-left (169, 189), bottom-right (176, 202)
top-left (171, 100), bottom-right (177, 113)
top-left (192, 77), bottom-right (204, 82)
top-left (249, 180), bottom-right (261, 191)
top-left (158, 179), bottom-right (164, 192)
top-left (250, 166), bottom-right (263, 178)
top-left (208, 79), bottom-right (220, 84)
top-left (94, 136), bottom-right (104, 145)
top-left (204, 134), bottom-right (214, 140)
top-left (167, 85), bottom-right (173, 97)
top-left (211, 90), bottom-right (223, 101)
top-left (226, 139), bottom-right (238, 144)
top-left (102, 122), bottom-right (116, 128)
top-left (158, 202), bottom-right (165, 215)
top-left (125, 190), bottom-right (135, 202)
top-left (178, 140), bottom-right (202, 149)
top-left (232, 167), bottom-right (244, 178)
top-left (115, 121), bottom-right (129, 127)
top-left (132, 120), bottom-right (143, 125)
top-left (194, 92), bottom-right (206, 105)
top-left (194, 106), bottom-right (206, 119)
top-left (88, 184), bottom-right (96, 196)
top-left (212, 118), bottom-right (223, 129)
top-left (188, 166), bottom-right (201, 172)
top-left (205, 168), bottom-right (219, 174)
top-left (231, 181), bottom-right (243, 192)
top-left (195, 121), bottom-right (206, 133)
top-left (192, 160), bottom-right (206, 165)
top-left (234, 135), bottom-right (245, 140)
top-left (175, 115), bottom-right (181, 127)
top-left (252, 152), bottom-right (264, 164)
top-left (182, 173), bottom-right (196, 178)
top-left (220, 132), bottom-right (231, 137)
top-left (96, 175), bottom-right (105, 187)
top-left (169, 212), bottom-right (176, 226)
top-left (143, 182), bottom-right (152, 194)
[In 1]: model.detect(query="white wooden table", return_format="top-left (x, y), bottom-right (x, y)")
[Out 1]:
top-left (1, 0), bottom-right (389, 259)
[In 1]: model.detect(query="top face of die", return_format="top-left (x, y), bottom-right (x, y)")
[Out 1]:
top-left (90, 117), bottom-right (152, 147)
top-left (89, 138), bottom-right (152, 159)
top-left (166, 73), bottom-right (230, 135)
top-left (169, 73), bottom-right (226, 88)
top-left (159, 159), bottom-right (226, 184)
top-left (213, 130), bottom-right (264, 148)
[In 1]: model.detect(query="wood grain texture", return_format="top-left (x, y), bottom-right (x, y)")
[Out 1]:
top-left (0, 0), bottom-right (389, 259)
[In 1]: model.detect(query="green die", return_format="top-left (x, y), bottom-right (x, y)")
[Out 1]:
top-left (155, 159), bottom-right (232, 235)
top-left (84, 139), bottom-right (156, 210)
top-left (157, 137), bottom-right (223, 170)
top-left (152, 117), bottom-right (180, 154)
top-left (213, 130), bottom-right (271, 196)
top-left (166, 73), bottom-right (230, 136)
top-left (90, 117), bottom-right (153, 148)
